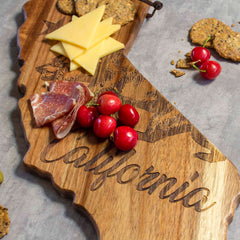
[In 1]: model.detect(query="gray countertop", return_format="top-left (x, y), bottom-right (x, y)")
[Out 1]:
top-left (0, 0), bottom-right (239, 239)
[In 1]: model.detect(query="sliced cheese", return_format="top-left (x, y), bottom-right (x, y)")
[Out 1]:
top-left (71, 15), bottom-right (79, 21)
top-left (45, 5), bottom-right (105, 49)
top-left (73, 41), bottom-right (104, 75)
top-left (70, 37), bottom-right (124, 72)
top-left (100, 37), bottom-right (124, 58)
top-left (89, 23), bottom-right (120, 47)
top-left (47, 7), bottom-right (124, 75)
top-left (62, 42), bottom-right (85, 60)
top-left (99, 17), bottom-right (113, 25)
top-left (70, 61), bottom-right (80, 71)
top-left (50, 43), bottom-right (80, 71)
top-left (62, 17), bottom-right (113, 60)
top-left (50, 42), bottom-right (67, 57)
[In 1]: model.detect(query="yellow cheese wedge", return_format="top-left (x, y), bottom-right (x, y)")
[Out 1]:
top-left (89, 23), bottom-right (120, 47)
top-left (50, 43), bottom-right (79, 71)
top-left (70, 37), bottom-right (124, 72)
top-left (50, 42), bottom-right (67, 57)
top-left (70, 61), bottom-right (80, 71)
top-left (62, 17), bottom-right (113, 60)
top-left (61, 42), bottom-right (85, 60)
top-left (71, 15), bottom-right (78, 21)
top-left (100, 37), bottom-right (124, 58)
top-left (45, 5), bottom-right (105, 49)
top-left (73, 41), bottom-right (104, 75)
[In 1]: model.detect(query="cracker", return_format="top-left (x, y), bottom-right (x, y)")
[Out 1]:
top-left (190, 18), bottom-right (231, 48)
top-left (0, 205), bottom-right (10, 239)
top-left (56, 0), bottom-right (76, 15)
top-left (171, 69), bottom-right (185, 77)
top-left (74, 0), bottom-right (98, 16)
top-left (98, 0), bottom-right (136, 25)
top-left (213, 30), bottom-right (240, 61)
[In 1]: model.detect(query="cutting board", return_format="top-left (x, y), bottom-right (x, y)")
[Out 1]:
top-left (17, 0), bottom-right (240, 239)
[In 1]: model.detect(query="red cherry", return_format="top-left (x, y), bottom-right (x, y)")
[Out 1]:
top-left (97, 94), bottom-right (121, 115)
top-left (118, 104), bottom-right (139, 127)
top-left (77, 105), bottom-right (98, 128)
top-left (98, 91), bottom-right (117, 98)
top-left (114, 126), bottom-right (138, 151)
top-left (191, 46), bottom-right (211, 66)
top-left (199, 61), bottom-right (221, 80)
top-left (93, 115), bottom-right (117, 138)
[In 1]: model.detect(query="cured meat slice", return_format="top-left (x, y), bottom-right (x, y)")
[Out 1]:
top-left (30, 92), bottom-right (75, 127)
top-left (49, 81), bottom-right (81, 99)
top-left (50, 81), bottom-right (93, 139)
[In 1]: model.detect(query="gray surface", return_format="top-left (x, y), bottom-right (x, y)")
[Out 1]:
top-left (0, 0), bottom-right (239, 239)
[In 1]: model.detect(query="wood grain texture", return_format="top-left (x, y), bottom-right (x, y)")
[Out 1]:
top-left (17, 0), bottom-right (240, 239)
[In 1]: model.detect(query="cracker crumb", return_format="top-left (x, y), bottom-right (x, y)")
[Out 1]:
top-left (170, 60), bottom-right (175, 65)
top-left (0, 170), bottom-right (3, 184)
top-left (231, 24), bottom-right (235, 27)
top-left (185, 51), bottom-right (192, 59)
top-left (178, 50), bottom-right (182, 53)
top-left (171, 69), bottom-right (185, 77)
top-left (176, 58), bottom-right (193, 69)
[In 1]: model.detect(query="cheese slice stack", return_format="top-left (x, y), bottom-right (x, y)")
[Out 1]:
top-left (46, 5), bottom-right (124, 75)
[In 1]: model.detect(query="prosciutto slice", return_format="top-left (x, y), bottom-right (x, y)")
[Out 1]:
top-left (49, 81), bottom-right (81, 99)
top-left (49, 81), bottom-right (93, 139)
top-left (30, 92), bottom-right (75, 127)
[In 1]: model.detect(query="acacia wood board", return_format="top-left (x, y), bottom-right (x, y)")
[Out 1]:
top-left (17, 0), bottom-right (240, 239)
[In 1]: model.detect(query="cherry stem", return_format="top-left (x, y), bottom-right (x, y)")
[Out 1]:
top-left (114, 87), bottom-right (125, 105)
top-left (192, 60), bottom-right (201, 65)
top-left (203, 34), bottom-right (212, 48)
top-left (192, 64), bottom-right (206, 73)
top-left (114, 87), bottom-right (119, 93)
top-left (86, 102), bottom-right (99, 107)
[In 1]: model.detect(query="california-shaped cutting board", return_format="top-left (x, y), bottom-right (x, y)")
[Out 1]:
top-left (17, 0), bottom-right (240, 239)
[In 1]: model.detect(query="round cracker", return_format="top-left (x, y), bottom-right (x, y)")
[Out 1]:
top-left (74, 0), bottom-right (98, 16)
top-left (190, 18), bottom-right (231, 48)
top-left (213, 30), bottom-right (240, 61)
top-left (57, 0), bottom-right (75, 15)
top-left (98, 0), bottom-right (136, 25)
top-left (0, 205), bottom-right (10, 239)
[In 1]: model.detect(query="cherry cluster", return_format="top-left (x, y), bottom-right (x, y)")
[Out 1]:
top-left (77, 91), bottom-right (139, 151)
top-left (191, 39), bottom-right (221, 80)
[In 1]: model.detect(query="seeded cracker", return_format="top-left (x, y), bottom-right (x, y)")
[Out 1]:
top-left (0, 205), bottom-right (10, 239)
top-left (98, 0), bottom-right (137, 25)
top-left (190, 18), bottom-right (231, 48)
top-left (213, 30), bottom-right (240, 61)
top-left (57, 0), bottom-right (76, 15)
top-left (74, 0), bottom-right (98, 16)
